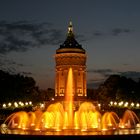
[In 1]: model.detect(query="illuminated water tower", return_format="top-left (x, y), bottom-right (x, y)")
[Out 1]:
top-left (55, 22), bottom-right (87, 100)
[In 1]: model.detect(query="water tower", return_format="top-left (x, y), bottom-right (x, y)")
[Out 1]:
top-left (55, 22), bottom-right (87, 101)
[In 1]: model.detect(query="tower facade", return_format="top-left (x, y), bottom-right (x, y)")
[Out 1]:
top-left (55, 22), bottom-right (87, 100)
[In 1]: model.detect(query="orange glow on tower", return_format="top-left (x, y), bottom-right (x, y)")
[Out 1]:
top-left (55, 22), bottom-right (87, 100)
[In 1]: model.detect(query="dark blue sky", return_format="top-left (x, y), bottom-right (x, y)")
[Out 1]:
top-left (0, 0), bottom-right (140, 89)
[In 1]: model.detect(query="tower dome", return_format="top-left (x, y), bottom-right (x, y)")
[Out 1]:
top-left (56, 21), bottom-right (85, 54)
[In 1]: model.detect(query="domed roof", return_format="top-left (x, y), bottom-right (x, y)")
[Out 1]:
top-left (56, 22), bottom-right (85, 54)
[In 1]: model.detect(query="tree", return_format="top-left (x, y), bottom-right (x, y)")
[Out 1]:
top-left (96, 74), bottom-right (140, 102)
top-left (0, 70), bottom-right (39, 103)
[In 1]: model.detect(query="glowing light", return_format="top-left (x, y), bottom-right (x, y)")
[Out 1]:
top-left (19, 101), bottom-right (22, 105)
top-left (29, 101), bottom-right (32, 105)
top-left (25, 102), bottom-right (28, 106)
top-left (8, 103), bottom-right (12, 107)
top-left (40, 104), bottom-right (45, 108)
top-left (120, 101), bottom-right (124, 105)
top-left (131, 102), bottom-right (134, 107)
top-left (2, 104), bottom-right (6, 108)
top-left (14, 102), bottom-right (18, 108)
top-left (124, 102), bottom-right (128, 107)
top-left (114, 102), bottom-right (117, 106)
top-left (125, 102), bottom-right (128, 105)
top-left (110, 101), bottom-right (113, 106)
top-left (119, 103), bottom-right (122, 106)
top-left (136, 103), bottom-right (140, 107)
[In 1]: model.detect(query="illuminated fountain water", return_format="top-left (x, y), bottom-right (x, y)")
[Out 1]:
top-left (2, 68), bottom-right (140, 135)
top-left (64, 67), bottom-right (74, 129)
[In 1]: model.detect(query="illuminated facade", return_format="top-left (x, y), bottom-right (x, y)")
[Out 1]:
top-left (55, 22), bottom-right (87, 100)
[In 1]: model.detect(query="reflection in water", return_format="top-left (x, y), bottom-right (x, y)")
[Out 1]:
top-left (2, 128), bottom-right (140, 135)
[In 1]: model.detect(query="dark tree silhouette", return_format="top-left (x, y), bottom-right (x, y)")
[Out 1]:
top-left (0, 70), bottom-right (39, 103)
top-left (87, 75), bottom-right (140, 104)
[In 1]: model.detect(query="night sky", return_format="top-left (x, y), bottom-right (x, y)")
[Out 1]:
top-left (0, 0), bottom-right (140, 89)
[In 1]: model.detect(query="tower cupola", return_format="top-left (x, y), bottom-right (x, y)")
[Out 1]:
top-left (56, 22), bottom-right (85, 54)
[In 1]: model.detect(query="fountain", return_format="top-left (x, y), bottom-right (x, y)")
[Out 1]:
top-left (1, 68), bottom-right (140, 136)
